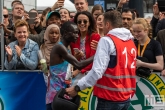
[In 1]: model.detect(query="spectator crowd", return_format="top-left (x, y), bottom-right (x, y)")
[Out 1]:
top-left (0, 0), bottom-right (165, 110)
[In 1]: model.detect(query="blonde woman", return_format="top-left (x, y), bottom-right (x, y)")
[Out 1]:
top-left (132, 18), bottom-right (164, 72)
top-left (4, 19), bottom-right (39, 70)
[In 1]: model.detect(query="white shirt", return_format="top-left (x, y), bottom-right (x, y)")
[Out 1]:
top-left (77, 28), bottom-right (134, 90)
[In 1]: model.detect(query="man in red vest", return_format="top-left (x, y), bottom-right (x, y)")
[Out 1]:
top-left (66, 10), bottom-right (137, 110)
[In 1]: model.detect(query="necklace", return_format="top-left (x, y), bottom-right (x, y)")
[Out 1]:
top-left (138, 38), bottom-right (150, 57)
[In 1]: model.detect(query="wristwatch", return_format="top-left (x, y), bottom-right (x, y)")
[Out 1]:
top-left (74, 85), bottom-right (81, 92)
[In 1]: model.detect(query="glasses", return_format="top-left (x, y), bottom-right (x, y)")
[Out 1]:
top-left (77, 20), bottom-right (88, 24)
top-left (3, 15), bottom-right (8, 18)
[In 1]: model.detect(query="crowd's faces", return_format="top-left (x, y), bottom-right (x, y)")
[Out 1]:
top-left (30, 10), bottom-right (38, 15)
top-left (12, 4), bottom-right (24, 19)
top-left (132, 24), bottom-right (148, 41)
top-left (47, 15), bottom-right (61, 27)
top-left (96, 15), bottom-right (104, 29)
top-left (70, 12), bottom-right (76, 20)
top-left (38, 13), bottom-right (42, 18)
top-left (59, 9), bottom-right (70, 23)
top-left (93, 10), bottom-right (102, 21)
top-left (74, 0), bottom-right (88, 12)
top-left (14, 26), bottom-right (29, 43)
top-left (66, 24), bottom-right (79, 43)
top-left (3, 9), bottom-right (9, 26)
top-left (77, 14), bottom-right (90, 33)
top-left (122, 11), bottom-right (133, 29)
top-left (48, 27), bottom-right (60, 43)
top-left (23, 11), bottom-right (29, 21)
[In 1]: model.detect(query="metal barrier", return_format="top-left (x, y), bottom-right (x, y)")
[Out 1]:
top-left (0, 0), bottom-right (4, 71)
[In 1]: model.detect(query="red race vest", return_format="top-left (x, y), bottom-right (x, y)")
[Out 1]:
top-left (93, 34), bottom-right (137, 101)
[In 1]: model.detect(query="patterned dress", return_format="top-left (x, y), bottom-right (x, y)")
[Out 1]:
top-left (46, 42), bottom-right (70, 104)
top-left (80, 37), bottom-right (86, 60)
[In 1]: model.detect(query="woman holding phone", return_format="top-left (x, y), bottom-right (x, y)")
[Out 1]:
top-left (28, 9), bottom-right (39, 35)
top-left (70, 11), bottom-right (100, 79)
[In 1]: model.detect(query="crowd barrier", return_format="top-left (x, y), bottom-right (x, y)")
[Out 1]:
top-left (0, 71), bottom-right (164, 110)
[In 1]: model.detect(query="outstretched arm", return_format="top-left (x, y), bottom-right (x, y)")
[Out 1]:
top-left (52, 44), bottom-right (94, 70)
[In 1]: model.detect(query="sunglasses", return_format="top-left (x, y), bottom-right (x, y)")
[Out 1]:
top-left (3, 15), bottom-right (8, 18)
top-left (77, 20), bottom-right (88, 24)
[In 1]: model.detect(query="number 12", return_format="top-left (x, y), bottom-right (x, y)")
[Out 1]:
top-left (122, 47), bottom-right (136, 68)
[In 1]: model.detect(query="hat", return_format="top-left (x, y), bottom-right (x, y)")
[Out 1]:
top-left (46, 11), bottom-right (61, 21)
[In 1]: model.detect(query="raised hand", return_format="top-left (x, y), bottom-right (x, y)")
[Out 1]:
top-left (119, 0), bottom-right (129, 4)
top-left (118, 0), bottom-right (129, 7)
top-left (52, 0), bottom-right (64, 10)
top-left (153, 2), bottom-right (159, 18)
top-left (34, 16), bottom-right (41, 27)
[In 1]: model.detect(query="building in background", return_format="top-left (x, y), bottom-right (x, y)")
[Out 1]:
top-left (3, 0), bottom-right (36, 11)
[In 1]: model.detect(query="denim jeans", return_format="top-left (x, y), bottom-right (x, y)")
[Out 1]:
top-left (96, 98), bottom-right (130, 110)
top-left (46, 103), bottom-right (52, 110)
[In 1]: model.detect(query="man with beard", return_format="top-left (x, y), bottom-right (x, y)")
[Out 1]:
top-left (121, 8), bottom-right (135, 30)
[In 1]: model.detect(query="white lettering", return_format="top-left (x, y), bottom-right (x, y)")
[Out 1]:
top-left (122, 47), bottom-right (136, 68)
top-left (144, 95), bottom-right (165, 109)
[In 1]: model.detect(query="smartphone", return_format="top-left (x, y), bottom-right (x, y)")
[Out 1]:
top-left (73, 48), bottom-right (79, 53)
top-left (157, 0), bottom-right (165, 12)
top-left (27, 18), bottom-right (35, 24)
top-left (28, 12), bottom-right (37, 19)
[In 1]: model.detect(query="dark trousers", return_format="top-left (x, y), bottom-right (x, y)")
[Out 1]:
top-left (96, 98), bottom-right (130, 110)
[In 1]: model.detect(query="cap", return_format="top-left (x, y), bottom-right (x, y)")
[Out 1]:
top-left (46, 11), bottom-right (61, 21)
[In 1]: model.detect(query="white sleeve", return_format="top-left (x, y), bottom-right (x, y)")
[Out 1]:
top-left (77, 37), bottom-right (115, 90)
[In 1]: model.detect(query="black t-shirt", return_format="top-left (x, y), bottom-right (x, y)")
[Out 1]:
top-left (134, 39), bottom-right (163, 63)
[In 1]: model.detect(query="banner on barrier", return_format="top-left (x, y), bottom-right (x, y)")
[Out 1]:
top-left (0, 72), bottom-right (164, 110)
top-left (0, 71), bottom-right (46, 110)
top-left (78, 73), bottom-right (165, 110)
